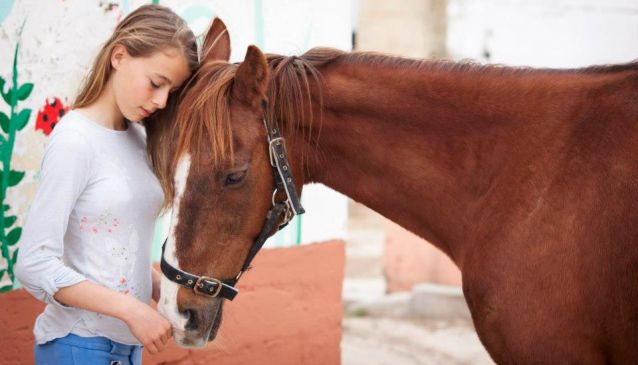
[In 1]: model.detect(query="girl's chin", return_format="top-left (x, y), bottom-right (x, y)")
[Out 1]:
top-left (122, 107), bottom-right (148, 123)
top-left (124, 113), bottom-right (144, 123)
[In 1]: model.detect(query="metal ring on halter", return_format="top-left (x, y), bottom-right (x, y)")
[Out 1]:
top-left (281, 204), bottom-right (294, 227)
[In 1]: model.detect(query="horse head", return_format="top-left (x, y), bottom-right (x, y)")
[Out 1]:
top-left (156, 18), bottom-right (306, 347)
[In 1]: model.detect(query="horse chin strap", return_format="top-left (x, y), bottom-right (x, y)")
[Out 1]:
top-left (160, 102), bottom-right (305, 301)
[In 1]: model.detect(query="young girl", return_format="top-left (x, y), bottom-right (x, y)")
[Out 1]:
top-left (15, 5), bottom-right (197, 364)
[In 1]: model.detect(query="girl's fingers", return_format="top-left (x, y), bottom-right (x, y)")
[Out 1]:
top-left (154, 338), bottom-right (165, 352)
top-left (146, 342), bottom-right (159, 355)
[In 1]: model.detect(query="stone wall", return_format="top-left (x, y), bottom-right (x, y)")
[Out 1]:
top-left (356, 0), bottom-right (447, 59)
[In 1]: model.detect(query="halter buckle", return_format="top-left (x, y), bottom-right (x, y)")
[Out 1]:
top-left (280, 200), bottom-right (295, 227)
top-left (193, 276), bottom-right (223, 297)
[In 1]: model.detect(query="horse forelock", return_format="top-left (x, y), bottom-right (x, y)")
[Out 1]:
top-left (173, 61), bottom-right (238, 171)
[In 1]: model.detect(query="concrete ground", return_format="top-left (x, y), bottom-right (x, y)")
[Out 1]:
top-left (342, 316), bottom-right (493, 365)
top-left (341, 201), bottom-right (494, 365)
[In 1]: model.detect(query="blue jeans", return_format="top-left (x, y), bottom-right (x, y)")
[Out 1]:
top-left (34, 333), bottom-right (143, 365)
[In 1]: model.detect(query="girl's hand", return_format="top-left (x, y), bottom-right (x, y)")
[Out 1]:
top-left (47, 280), bottom-right (172, 354)
top-left (123, 299), bottom-right (172, 354)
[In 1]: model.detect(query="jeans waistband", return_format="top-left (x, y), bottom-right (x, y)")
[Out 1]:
top-left (53, 333), bottom-right (141, 356)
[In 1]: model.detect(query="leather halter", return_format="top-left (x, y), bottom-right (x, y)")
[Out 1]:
top-left (160, 102), bottom-right (305, 301)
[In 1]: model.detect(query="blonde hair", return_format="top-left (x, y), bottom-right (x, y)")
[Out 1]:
top-left (73, 4), bottom-right (198, 108)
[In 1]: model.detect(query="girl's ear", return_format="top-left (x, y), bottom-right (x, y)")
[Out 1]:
top-left (201, 17), bottom-right (231, 62)
top-left (111, 44), bottom-right (128, 70)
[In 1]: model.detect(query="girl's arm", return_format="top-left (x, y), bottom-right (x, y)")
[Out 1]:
top-left (15, 130), bottom-right (91, 307)
top-left (53, 280), bottom-right (171, 354)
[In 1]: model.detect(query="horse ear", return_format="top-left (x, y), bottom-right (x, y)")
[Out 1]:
top-left (202, 17), bottom-right (230, 62)
top-left (232, 45), bottom-right (269, 108)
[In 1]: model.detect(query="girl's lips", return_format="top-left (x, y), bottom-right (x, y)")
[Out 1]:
top-left (140, 107), bottom-right (151, 117)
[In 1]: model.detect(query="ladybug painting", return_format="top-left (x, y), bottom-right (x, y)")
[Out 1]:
top-left (36, 97), bottom-right (69, 136)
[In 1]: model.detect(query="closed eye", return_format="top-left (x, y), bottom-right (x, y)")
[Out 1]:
top-left (224, 170), bottom-right (247, 187)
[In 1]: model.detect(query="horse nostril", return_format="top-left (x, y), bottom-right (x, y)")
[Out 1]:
top-left (182, 309), bottom-right (198, 330)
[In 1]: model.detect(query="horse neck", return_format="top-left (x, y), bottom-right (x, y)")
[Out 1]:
top-left (288, 60), bottom-right (589, 263)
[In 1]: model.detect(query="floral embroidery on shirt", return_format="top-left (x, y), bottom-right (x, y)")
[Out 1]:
top-left (79, 211), bottom-right (119, 234)
top-left (82, 212), bottom-right (142, 298)
top-left (102, 228), bottom-right (139, 297)
top-left (117, 275), bottom-right (130, 294)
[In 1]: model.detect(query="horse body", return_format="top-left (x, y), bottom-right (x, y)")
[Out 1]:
top-left (291, 55), bottom-right (638, 364)
top-left (152, 18), bottom-right (638, 363)
top-left (283, 57), bottom-right (638, 363)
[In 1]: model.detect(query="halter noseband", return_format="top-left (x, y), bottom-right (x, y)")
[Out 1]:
top-left (160, 102), bottom-right (305, 301)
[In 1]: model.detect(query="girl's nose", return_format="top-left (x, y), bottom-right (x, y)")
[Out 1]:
top-left (152, 89), bottom-right (169, 110)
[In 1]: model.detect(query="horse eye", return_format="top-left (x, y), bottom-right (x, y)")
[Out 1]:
top-left (224, 170), bottom-right (247, 187)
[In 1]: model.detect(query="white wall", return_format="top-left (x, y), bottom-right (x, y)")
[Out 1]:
top-left (447, 0), bottom-right (638, 67)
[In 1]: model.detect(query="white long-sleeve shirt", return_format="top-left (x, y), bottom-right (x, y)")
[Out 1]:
top-left (15, 110), bottom-right (163, 345)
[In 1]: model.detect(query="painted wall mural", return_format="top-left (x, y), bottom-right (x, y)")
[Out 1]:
top-left (0, 0), bottom-right (352, 290)
top-left (0, 35), bottom-right (32, 292)
top-left (35, 97), bottom-right (69, 136)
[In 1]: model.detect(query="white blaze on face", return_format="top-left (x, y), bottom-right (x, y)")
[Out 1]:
top-left (158, 154), bottom-right (191, 335)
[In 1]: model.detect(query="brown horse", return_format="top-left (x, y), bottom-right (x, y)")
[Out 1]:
top-left (149, 18), bottom-right (638, 363)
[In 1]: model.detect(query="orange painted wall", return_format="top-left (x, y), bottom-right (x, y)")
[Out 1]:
top-left (383, 220), bottom-right (462, 292)
top-left (0, 240), bottom-right (345, 365)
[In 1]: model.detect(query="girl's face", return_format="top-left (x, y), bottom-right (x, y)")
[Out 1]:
top-left (110, 45), bottom-right (191, 122)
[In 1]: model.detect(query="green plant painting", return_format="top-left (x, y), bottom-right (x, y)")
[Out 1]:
top-left (0, 37), bottom-right (33, 292)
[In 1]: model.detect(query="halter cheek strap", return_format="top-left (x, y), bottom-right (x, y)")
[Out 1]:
top-left (159, 101), bottom-right (305, 301)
